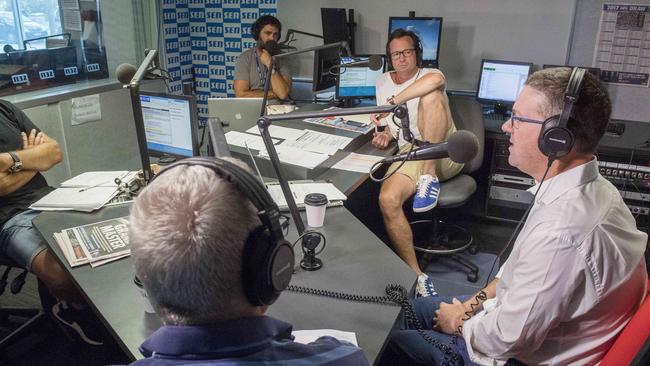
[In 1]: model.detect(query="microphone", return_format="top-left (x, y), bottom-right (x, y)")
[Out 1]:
top-left (115, 63), bottom-right (168, 85)
top-left (382, 130), bottom-right (480, 164)
top-left (332, 55), bottom-right (383, 71)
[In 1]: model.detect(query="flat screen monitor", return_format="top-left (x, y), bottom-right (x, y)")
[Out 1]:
top-left (335, 55), bottom-right (385, 100)
top-left (542, 64), bottom-right (601, 80)
top-left (139, 92), bottom-right (199, 160)
top-left (312, 47), bottom-right (340, 92)
top-left (476, 59), bottom-right (533, 113)
top-left (388, 17), bottom-right (442, 69)
top-left (321, 8), bottom-right (348, 45)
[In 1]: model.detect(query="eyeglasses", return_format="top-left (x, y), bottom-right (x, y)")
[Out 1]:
top-left (509, 115), bottom-right (545, 129)
top-left (390, 48), bottom-right (416, 59)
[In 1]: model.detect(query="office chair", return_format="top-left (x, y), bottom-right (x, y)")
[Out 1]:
top-left (409, 94), bottom-right (485, 282)
top-left (0, 259), bottom-right (47, 351)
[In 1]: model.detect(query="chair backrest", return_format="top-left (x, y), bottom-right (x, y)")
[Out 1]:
top-left (448, 94), bottom-right (485, 174)
top-left (601, 279), bottom-right (650, 365)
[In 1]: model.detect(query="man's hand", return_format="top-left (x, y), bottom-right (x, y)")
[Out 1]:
top-left (259, 49), bottom-right (272, 68)
top-left (371, 112), bottom-right (389, 126)
top-left (21, 129), bottom-right (44, 150)
top-left (434, 298), bottom-right (467, 335)
top-left (372, 129), bottom-right (392, 149)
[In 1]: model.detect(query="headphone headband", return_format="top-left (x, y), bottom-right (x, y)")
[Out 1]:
top-left (148, 157), bottom-right (293, 307)
top-left (558, 67), bottom-right (586, 129)
top-left (150, 157), bottom-right (284, 243)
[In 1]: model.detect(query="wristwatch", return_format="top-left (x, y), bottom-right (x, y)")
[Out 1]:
top-left (387, 95), bottom-right (397, 105)
top-left (7, 151), bottom-right (22, 173)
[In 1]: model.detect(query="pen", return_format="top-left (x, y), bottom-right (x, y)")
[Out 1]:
top-left (374, 125), bottom-right (379, 134)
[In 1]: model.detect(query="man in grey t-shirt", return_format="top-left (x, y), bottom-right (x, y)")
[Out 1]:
top-left (234, 15), bottom-right (291, 100)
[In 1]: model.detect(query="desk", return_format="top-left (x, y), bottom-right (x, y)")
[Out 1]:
top-left (33, 204), bottom-right (415, 364)
top-left (225, 102), bottom-right (396, 195)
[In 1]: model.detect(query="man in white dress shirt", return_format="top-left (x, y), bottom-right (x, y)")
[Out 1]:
top-left (379, 67), bottom-right (648, 365)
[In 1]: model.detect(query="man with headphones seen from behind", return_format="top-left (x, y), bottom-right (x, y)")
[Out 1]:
top-left (378, 67), bottom-right (647, 365)
top-left (126, 157), bottom-right (368, 365)
top-left (371, 28), bottom-right (463, 297)
top-left (234, 15), bottom-right (291, 100)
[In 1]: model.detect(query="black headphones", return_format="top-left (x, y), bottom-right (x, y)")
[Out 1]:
top-left (537, 67), bottom-right (586, 162)
top-left (251, 16), bottom-right (282, 41)
top-left (149, 157), bottom-right (294, 306)
top-left (386, 29), bottom-right (423, 68)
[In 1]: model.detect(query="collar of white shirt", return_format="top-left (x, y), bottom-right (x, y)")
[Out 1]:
top-left (526, 157), bottom-right (599, 205)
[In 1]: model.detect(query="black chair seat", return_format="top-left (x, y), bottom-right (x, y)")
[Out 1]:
top-left (438, 174), bottom-right (477, 207)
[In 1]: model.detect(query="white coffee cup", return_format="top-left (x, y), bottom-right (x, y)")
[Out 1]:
top-left (304, 193), bottom-right (328, 228)
top-left (134, 276), bottom-right (156, 314)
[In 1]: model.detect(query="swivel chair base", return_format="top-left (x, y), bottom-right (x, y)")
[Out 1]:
top-left (410, 219), bottom-right (479, 283)
top-left (0, 307), bottom-right (46, 351)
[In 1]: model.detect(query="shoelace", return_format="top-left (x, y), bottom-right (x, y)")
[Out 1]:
top-left (416, 178), bottom-right (436, 198)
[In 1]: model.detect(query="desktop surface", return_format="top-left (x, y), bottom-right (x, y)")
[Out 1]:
top-left (33, 204), bottom-right (415, 364)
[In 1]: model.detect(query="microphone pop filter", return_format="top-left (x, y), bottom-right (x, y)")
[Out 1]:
top-left (447, 130), bottom-right (479, 163)
top-left (116, 63), bottom-right (137, 85)
top-left (368, 55), bottom-right (383, 71)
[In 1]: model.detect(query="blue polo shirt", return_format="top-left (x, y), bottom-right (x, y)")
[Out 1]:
top-left (129, 316), bottom-right (369, 365)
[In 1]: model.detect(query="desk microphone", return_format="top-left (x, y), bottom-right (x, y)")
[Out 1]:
top-left (381, 130), bottom-right (479, 164)
top-left (331, 55), bottom-right (383, 71)
top-left (115, 63), bottom-right (169, 85)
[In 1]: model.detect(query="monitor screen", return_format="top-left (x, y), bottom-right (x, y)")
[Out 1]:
top-left (139, 92), bottom-right (199, 159)
top-left (321, 8), bottom-right (348, 45)
top-left (336, 55), bottom-right (385, 99)
top-left (388, 17), bottom-right (442, 69)
top-left (312, 48), bottom-right (340, 92)
top-left (476, 59), bottom-right (533, 106)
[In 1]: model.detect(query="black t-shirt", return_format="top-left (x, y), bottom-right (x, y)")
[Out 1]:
top-left (0, 100), bottom-right (53, 225)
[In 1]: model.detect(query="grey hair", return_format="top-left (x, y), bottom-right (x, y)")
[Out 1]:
top-left (129, 158), bottom-right (261, 325)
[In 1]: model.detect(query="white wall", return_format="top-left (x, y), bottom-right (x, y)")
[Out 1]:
top-left (278, 0), bottom-right (576, 91)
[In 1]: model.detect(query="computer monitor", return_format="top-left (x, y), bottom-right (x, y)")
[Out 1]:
top-left (312, 47), bottom-right (340, 92)
top-left (542, 64), bottom-right (601, 80)
top-left (388, 17), bottom-right (442, 69)
top-left (321, 8), bottom-right (349, 45)
top-left (335, 55), bottom-right (385, 100)
top-left (476, 59), bottom-right (533, 114)
top-left (139, 92), bottom-right (199, 161)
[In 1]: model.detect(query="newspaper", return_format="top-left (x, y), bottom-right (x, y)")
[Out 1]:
top-left (53, 216), bottom-right (130, 267)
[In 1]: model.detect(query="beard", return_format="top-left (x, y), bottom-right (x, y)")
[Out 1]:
top-left (258, 39), bottom-right (280, 56)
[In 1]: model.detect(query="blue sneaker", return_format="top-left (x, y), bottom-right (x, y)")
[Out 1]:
top-left (416, 273), bottom-right (437, 297)
top-left (413, 174), bottom-right (440, 213)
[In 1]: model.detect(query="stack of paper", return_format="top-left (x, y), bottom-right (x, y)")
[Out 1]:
top-left (266, 181), bottom-right (347, 210)
top-left (53, 216), bottom-right (130, 267)
top-left (30, 171), bottom-right (137, 212)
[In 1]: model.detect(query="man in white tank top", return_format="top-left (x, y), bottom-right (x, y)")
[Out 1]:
top-left (372, 29), bottom-right (462, 297)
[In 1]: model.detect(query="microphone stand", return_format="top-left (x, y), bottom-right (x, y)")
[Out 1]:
top-left (124, 49), bottom-right (159, 183)
top-left (259, 41), bottom-right (350, 117)
top-left (257, 103), bottom-right (409, 270)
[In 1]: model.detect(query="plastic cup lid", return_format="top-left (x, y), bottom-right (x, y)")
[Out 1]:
top-left (304, 192), bottom-right (328, 206)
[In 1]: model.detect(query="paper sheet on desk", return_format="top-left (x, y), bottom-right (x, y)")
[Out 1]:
top-left (245, 125), bottom-right (306, 140)
top-left (280, 129), bottom-right (353, 156)
top-left (225, 131), bottom-right (279, 150)
top-left (266, 181), bottom-right (347, 210)
top-left (258, 145), bottom-right (329, 169)
top-left (331, 153), bottom-right (384, 173)
top-left (30, 186), bottom-right (119, 212)
top-left (61, 171), bottom-right (136, 188)
top-left (292, 329), bottom-right (358, 346)
top-left (324, 107), bottom-right (373, 126)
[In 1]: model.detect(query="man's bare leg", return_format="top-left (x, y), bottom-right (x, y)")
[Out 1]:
top-left (379, 173), bottom-right (421, 274)
top-left (417, 90), bottom-right (452, 176)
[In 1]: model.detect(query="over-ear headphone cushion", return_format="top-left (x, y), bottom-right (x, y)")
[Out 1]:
top-left (242, 225), bottom-right (294, 306)
top-left (538, 115), bottom-right (574, 158)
